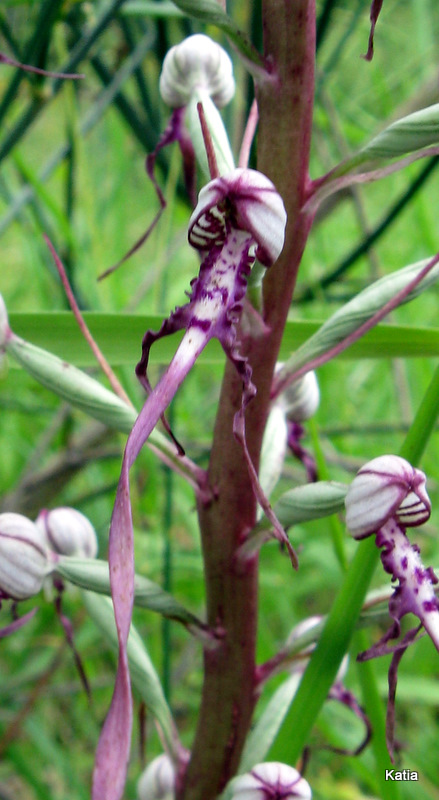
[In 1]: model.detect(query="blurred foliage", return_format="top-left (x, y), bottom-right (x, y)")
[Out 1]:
top-left (1, 2), bottom-right (439, 799)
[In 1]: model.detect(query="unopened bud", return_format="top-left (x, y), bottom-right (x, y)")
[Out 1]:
top-left (137, 754), bottom-right (175, 800)
top-left (36, 507), bottom-right (98, 559)
top-left (0, 513), bottom-right (50, 600)
top-left (281, 371), bottom-right (320, 423)
top-left (345, 455), bottom-right (431, 539)
top-left (159, 34), bottom-right (234, 109)
top-left (259, 403), bottom-right (288, 501)
top-left (229, 762), bottom-right (312, 799)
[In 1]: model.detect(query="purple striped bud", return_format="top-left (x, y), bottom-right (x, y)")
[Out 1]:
top-left (36, 507), bottom-right (98, 559)
top-left (188, 168), bottom-right (287, 267)
top-left (229, 762), bottom-right (312, 800)
top-left (0, 513), bottom-right (50, 600)
top-left (345, 455), bottom-right (430, 539)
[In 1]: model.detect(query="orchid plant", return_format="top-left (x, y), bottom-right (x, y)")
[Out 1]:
top-left (2, 3), bottom-right (439, 800)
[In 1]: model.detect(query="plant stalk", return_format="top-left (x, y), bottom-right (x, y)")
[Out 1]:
top-left (179, 3), bottom-right (316, 798)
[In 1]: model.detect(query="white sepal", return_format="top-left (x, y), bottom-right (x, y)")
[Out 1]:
top-left (36, 507), bottom-right (98, 559)
top-left (0, 512), bottom-right (51, 600)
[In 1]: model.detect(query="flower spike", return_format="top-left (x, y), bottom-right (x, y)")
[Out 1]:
top-left (95, 167), bottom-right (287, 800)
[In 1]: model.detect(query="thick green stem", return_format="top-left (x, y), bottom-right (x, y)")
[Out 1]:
top-left (179, 4), bottom-right (315, 799)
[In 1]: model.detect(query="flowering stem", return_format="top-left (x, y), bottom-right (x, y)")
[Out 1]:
top-left (180, 3), bottom-right (316, 799)
top-left (268, 359), bottom-right (439, 768)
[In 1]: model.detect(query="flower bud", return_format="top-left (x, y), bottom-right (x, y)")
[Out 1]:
top-left (345, 455), bottom-right (431, 539)
top-left (137, 754), bottom-right (175, 800)
top-left (229, 762), bottom-right (312, 800)
top-left (188, 168), bottom-right (287, 267)
top-left (281, 371), bottom-right (320, 423)
top-left (259, 403), bottom-right (288, 502)
top-left (0, 513), bottom-right (50, 600)
top-left (36, 507), bottom-right (98, 559)
top-left (159, 34), bottom-right (235, 109)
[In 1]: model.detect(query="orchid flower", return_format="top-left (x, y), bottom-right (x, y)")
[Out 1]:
top-left (345, 454), bottom-right (439, 757)
top-left (92, 166), bottom-right (288, 800)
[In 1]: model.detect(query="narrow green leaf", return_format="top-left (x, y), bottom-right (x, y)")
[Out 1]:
top-left (275, 256), bottom-right (439, 389)
top-left (56, 556), bottom-right (205, 630)
top-left (360, 102), bottom-right (439, 161)
top-left (83, 590), bottom-right (178, 755)
top-left (122, 0), bottom-right (184, 16)
top-left (8, 312), bottom-right (439, 368)
top-left (6, 334), bottom-right (137, 433)
top-left (274, 481), bottom-right (348, 528)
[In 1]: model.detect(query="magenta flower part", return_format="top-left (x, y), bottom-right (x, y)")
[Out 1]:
top-left (92, 168), bottom-right (287, 800)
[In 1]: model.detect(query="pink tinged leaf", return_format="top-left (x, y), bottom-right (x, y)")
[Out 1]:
top-left (0, 607), bottom-right (38, 639)
top-left (362, 0), bottom-right (384, 61)
top-left (92, 457), bottom-right (134, 800)
top-left (0, 52), bottom-right (84, 79)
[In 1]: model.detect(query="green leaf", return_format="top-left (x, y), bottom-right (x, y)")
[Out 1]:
top-left (83, 590), bottom-right (178, 755)
top-left (360, 102), bottom-right (439, 161)
top-left (8, 311), bottom-right (439, 369)
top-left (275, 256), bottom-right (439, 389)
top-left (6, 333), bottom-right (137, 433)
top-left (274, 481), bottom-right (348, 528)
top-left (56, 556), bottom-right (206, 631)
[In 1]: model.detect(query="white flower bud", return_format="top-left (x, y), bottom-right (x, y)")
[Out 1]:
top-left (229, 762), bottom-right (312, 800)
top-left (259, 403), bottom-right (288, 503)
top-left (345, 455), bottom-right (431, 539)
top-left (137, 754), bottom-right (175, 800)
top-left (159, 34), bottom-right (235, 109)
top-left (0, 513), bottom-right (50, 600)
top-left (280, 371), bottom-right (320, 423)
top-left (36, 507), bottom-right (98, 558)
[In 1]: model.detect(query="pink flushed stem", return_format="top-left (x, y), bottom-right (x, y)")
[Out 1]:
top-left (180, 4), bottom-right (316, 800)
